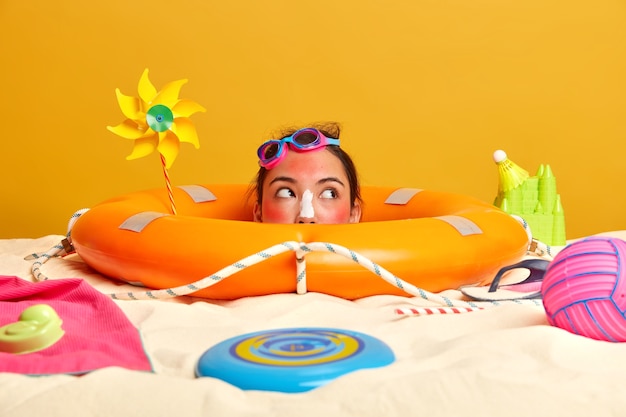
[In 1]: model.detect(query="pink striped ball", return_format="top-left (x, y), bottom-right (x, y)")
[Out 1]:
top-left (542, 237), bottom-right (626, 342)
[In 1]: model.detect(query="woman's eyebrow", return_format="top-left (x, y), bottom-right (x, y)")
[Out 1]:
top-left (268, 176), bottom-right (296, 185)
top-left (269, 176), bottom-right (345, 187)
top-left (318, 177), bottom-right (345, 187)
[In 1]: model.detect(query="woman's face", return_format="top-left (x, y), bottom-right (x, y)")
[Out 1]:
top-left (253, 148), bottom-right (361, 224)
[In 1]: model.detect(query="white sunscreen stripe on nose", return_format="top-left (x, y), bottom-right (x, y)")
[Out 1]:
top-left (300, 189), bottom-right (315, 218)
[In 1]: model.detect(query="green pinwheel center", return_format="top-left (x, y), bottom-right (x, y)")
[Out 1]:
top-left (146, 104), bottom-right (174, 132)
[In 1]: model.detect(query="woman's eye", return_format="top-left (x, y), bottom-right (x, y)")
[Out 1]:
top-left (320, 189), bottom-right (337, 199)
top-left (276, 188), bottom-right (295, 198)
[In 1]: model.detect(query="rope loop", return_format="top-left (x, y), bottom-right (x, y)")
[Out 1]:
top-left (29, 210), bottom-right (547, 312)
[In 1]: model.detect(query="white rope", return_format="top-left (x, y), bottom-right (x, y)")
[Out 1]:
top-left (107, 241), bottom-right (461, 304)
top-left (29, 209), bottom-right (546, 311)
top-left (30, 243), bottom-right (65, 282)
top-left (27, 208), bottom-right (90, 281)
top-left (67, 208), bottom-right (90, 232)
top-left (109, 240), bottom-right (541, 308)
top-left (511, 214), bottom-right (555, 261)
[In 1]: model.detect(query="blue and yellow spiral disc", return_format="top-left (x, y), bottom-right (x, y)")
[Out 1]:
top-left (195, 327), bottom-right (394, 392)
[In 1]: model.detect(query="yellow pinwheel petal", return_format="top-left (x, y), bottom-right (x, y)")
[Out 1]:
top-left (152, 78), bottom-right (188, 108)
top-left (126, 135), bottom-right (158, 161)
top-left (172, 99), bottom-right (206, 118)
top-left (114, 89), bottom-right (143, 121)
top-left (107, 119), bottom-right (150, 140)
top-left (171, 118), bottom-right (200, 148)
top-left (157, 130), bottom-right (181, 168)
top-left (137, 68), bottom-right (157, 106)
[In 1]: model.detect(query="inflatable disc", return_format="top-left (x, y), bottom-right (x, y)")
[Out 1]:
top-left (195, 327), bottom-right (395, 392)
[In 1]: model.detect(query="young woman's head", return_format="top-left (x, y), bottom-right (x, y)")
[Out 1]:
top-left (252, 122), bottom-right (362, 224)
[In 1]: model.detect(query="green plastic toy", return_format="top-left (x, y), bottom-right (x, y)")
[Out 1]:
top-left (493, 150), bottom-right (566, 246)
top-left (0, 304), bottom-right (64, 354)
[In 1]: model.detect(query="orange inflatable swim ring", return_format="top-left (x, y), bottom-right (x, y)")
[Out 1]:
top-left (70, 184), bottom-right (529, 300)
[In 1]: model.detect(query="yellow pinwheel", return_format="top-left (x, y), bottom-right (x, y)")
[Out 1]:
top-left (107, 68), bottom-right (205, 169)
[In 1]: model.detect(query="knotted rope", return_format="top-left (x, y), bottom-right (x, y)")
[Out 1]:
top-left (28, 209), bottom-right (547, 312)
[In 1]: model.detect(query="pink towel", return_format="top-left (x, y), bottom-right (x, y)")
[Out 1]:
top-left (0, 276), bottom-right (152, 375)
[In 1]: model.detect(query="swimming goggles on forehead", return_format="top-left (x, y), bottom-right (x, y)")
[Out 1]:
top-left (257, 128), bottom-right (340, 169)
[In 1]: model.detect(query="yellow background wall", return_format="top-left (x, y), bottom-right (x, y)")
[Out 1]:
top-left (2, 0), bottom-right (625, 239)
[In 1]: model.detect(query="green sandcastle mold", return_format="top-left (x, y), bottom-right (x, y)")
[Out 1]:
top-left (495, 163), bottom-right (566, 246)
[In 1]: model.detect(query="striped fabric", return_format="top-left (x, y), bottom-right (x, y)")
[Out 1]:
top-left (0, 276), bottom-right (152, 375)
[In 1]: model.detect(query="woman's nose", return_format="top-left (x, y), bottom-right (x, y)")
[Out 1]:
top-left (297, 190), bottom-right (316, 223)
